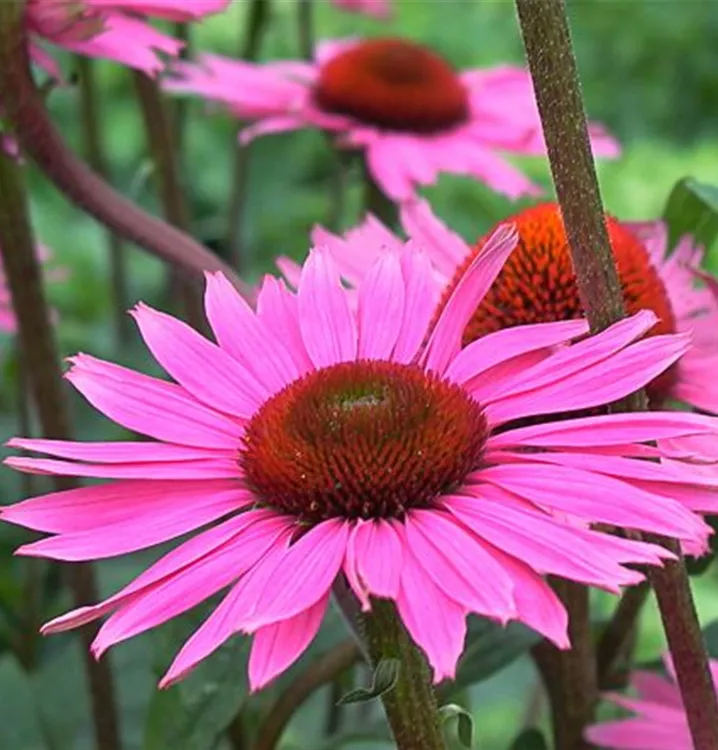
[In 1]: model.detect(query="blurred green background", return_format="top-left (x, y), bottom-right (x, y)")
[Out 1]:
top-left (1, 0), bottom-right (718, 748)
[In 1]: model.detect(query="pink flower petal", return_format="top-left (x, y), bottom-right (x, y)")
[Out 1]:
top-left (1, 478), bottom-right (248, 534)
top-left (239, 519), bottom-right (349, 631)
top-left (444, 319), bottom-right (589, 392)
top-left (396, 545), bottom-right (467, 682)
top-left (298, 251), bottom-right (357, 368)
top-left (131, 303), bottom-right (267, 418)
top-left (90, 515), bottom-right (292, 656)
top-left (357, 252), bottom-right (405, 359)
top-left (404, 510), bottom-right (515, 623)
top-left (476, 462), bottom-right (708, 541)
top-left (344, 519), bottom-right (403, 609)
top-left (422, 223), bottom-right (517, 375)
top-left (66, 355), bottom-right (243, 449)
top-left (204, 272), bottom-right (303, 392)
top-left (248, 594), bottom-right (329, 692)
top-left (40, 509), bottom-right (284, 634)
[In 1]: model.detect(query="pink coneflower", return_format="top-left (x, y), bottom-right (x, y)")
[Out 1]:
top-left (3, 229), bottom-right (717, 691)
top-left (163, 37), bottom-right (618, 201)
top-left (586, 654), bottom-right (718, 749)
top-left (301, 201), bottom-right (718, 419)
top-left (331, 0), bottom-right (391, 17)
top-left (26, 0), bottom-right (230, 77)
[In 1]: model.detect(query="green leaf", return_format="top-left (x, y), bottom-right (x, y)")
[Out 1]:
top-left (662, 177), bottom-right (718, 254)
top-left (511, 728), bottom-right (549, 750)
top-left (440, 703), bottom-right (474, 748)
top-left (142, 626), bottom-right (249, 750)
top-left (440, 618), bottom-right (540, 699)
top-left (337, 658), bottom-right (400, 705)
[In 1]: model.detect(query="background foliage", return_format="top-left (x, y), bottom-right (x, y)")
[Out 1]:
top-left (2, 1), bottom-right (718, 748)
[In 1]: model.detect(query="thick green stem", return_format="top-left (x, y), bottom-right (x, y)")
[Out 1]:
top-left (297, 0), bottom-right (314, 61)
top-left (226, 0), bottom-right (271, 271)
top-left (515, 1), bottom-right (718, 748)
top-left (362, 601), bottom-right (446, 750)
top-left (76, 56), bottom-right (131, 345)
top-left (532, 581), bottom-right (595, 750)
top-left (0, 151), bottom-right (122, 750)
top-left (132, 71), bottom-right (205, 330)
top-left (0, 0), bottom-right (250, 297)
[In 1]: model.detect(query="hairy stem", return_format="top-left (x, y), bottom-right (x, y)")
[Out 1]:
top-left (253, 640), bottom-right (360, 750)
top-left (0, 151), bottom-right (121, 750)
top-left (132, 71), bottom-right (204, 328)
top-left (362, 601), bottom-right (447, 750)
top-left (515, 1), bottom-right (718, 748)
top-left (226, 0), bottom-right (271, 271)
top-left (76, 56), bottom-right (131, 344)
top-left (0, 0), bottom-right (249, 297)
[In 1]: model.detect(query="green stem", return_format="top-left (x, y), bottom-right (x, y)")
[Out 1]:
top-left (597, 581), bottom-right (649, 690)
top-left (0, 0), bottom-right (250, 297)
top-left (362, 601), bottom-right (447, 750)
top-left (226, 0), bottom-right (271, 271)
top-left (76, 56), bottom-right (131, 345)
top-left (0, 150), bottom-right (122, 750)
top-left (297, 0), bottom-right (314, 61)
top-left (514, 1), bottom-right (718, 748)
top-left (132, 70), bottom-right (205, 330)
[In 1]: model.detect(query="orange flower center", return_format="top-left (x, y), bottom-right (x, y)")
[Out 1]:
top-left (313, 38), bottom-right (470, 134)
top-left (241, 361), bottom-right (488, 523)
top-left (441, 202), bottom-right (678, 402)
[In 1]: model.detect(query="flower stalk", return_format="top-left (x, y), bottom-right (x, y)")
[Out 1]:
top-left (514, 1), bottom-right (718, 748)
top-left (362, 600), bottom-right (447, 750)
top-left (0, 0), bottom-right (250, 297)
top-left (76, 56), bottom-right (131, 345)
top-left (0, 149), bottom-right (121, 750)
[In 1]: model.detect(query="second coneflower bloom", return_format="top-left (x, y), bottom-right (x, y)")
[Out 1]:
top-left (3, 228), bottom-right (717, 691)
top-left (163, 37), bottom-right (618, 201)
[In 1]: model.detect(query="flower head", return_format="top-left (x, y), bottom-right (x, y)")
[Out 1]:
top-left (586, 653), bottom-right (718, 749)
top-left (26, 0), bottom-right (230, 77)
top-left (4, 229), bottom-right (717, 691)
top-left (163, 37), bottom-right (618, 201)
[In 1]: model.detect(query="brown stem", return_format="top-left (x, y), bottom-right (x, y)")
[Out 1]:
top-left (226, 0), bottom-right (271, 271)
top-left (532, 580), bottom-right (595, 750)
top-left (0, 151), bottom-right (121, 750)
top-left (253, 640), bottom-right (360, 750)
top-left (0, 0), bottom-right (250, 298)
top-left (172, 21), bottom-right (192, 154)
top-left (132, 70), bottom-right (205, 329)
top-left (597, 582), bottom-right (649, 690)
top-left (515, 1), bottom-right (718, 748)
top-left (76, 56), bottom-right (131, 345)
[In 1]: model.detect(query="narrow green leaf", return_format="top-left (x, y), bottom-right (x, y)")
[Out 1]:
top-left (336, 658), bottom-right (400, 705)
top-left (440, 703), bottom-right (474, 748)
top-left (662, 177), bottom-right (718, 255)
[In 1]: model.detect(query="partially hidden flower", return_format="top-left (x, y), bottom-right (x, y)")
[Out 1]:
top-left (297, 200), bottom-right (718, 423)
top-left (331, 0), bottom-right (391, 17)
top-left (3, 229), bottom-right (717, 691)
top-left (162, 37), bottom-right (619, 201)
top-left (26, 0), bottom-right (230, 77)
top-left (586, 653), bottom-right (718, 749)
